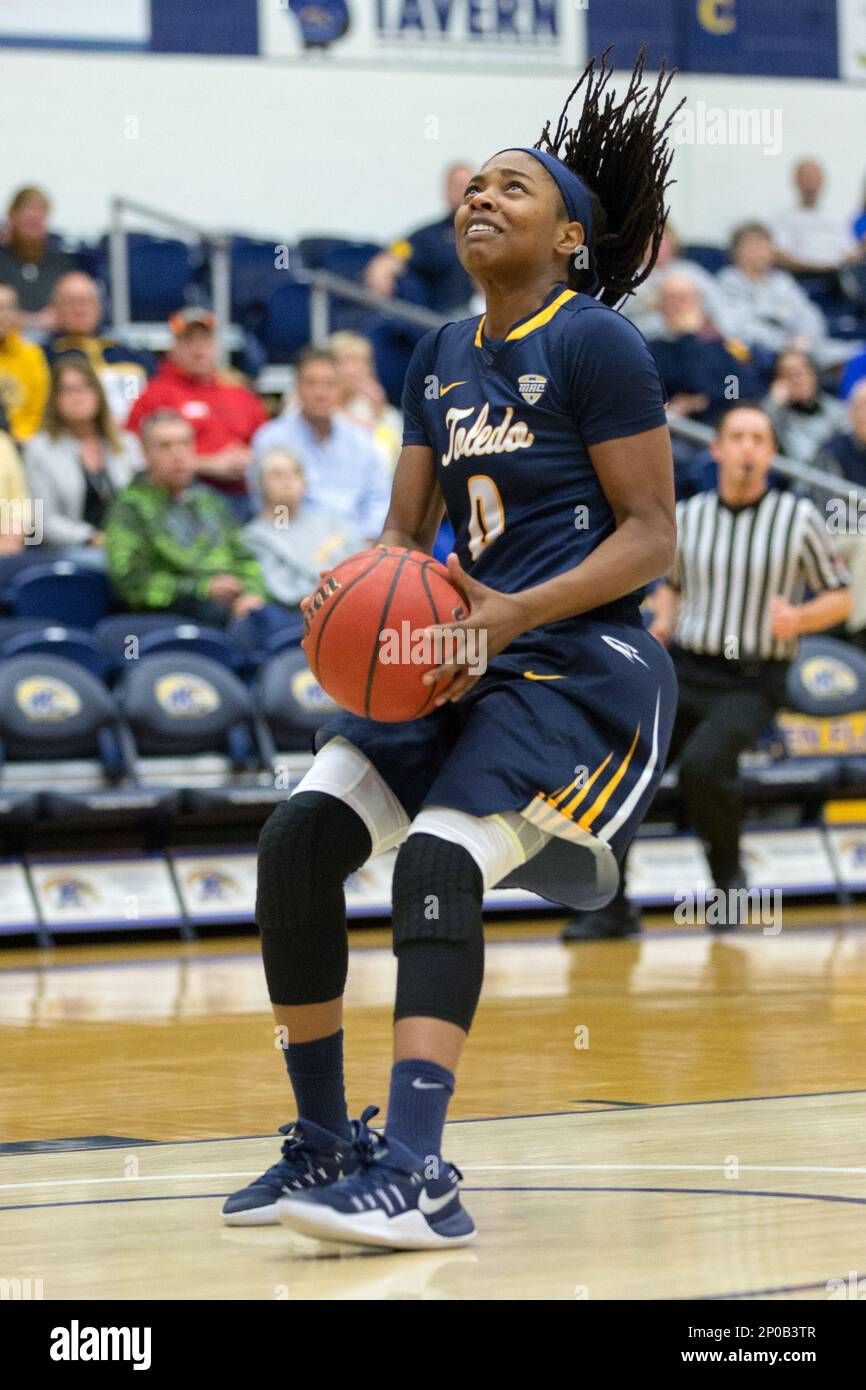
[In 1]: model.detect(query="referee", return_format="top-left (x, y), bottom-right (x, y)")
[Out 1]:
top-left (565, 402), bottom-right (852, 939)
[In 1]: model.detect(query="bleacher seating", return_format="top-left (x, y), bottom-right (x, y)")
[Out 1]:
top-left (6, 563), bottom-right (110, 628)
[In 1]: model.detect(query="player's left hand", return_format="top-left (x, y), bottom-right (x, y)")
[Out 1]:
top-left (769, 596), bottom-right (800, 640)
top-left (422, 553), bottom-right (529, 706)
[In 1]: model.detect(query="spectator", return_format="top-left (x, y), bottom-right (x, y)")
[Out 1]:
top-left (364, 161), bottom-right (475, 313)
top-left (816, 382), bottom-right (866, 643)
top-left (564, 403), bottom-right (851, 940)
top-left (774, 160), bottom-right (861, 277)
top-left (0, 283), bottom-right (50, 441)
top-left (819, 379), bottom-right (866, 490)
top-left (716, 224), bottom-right (857, 371)
top-left (46, 273), bottom-right (153, 424)
top-left (328, 330), bottom-right (402, 472)
top-left (242, 449), bottom-right (360, 611)
top-left (0, 423), bottom-right (29, 557)
top-left (105, 409), bottom-right (265, 625)
top-left (252, 348), bottom-right (390, 542)
top-left (764, 349), bottom-right (848, 466)
top-left (622, 223), bottom-right (728, 341)
top-left (126, 309), bottom-right (267, 515)
top-left (0, 187), bottom-right (78, 331)
top-left (24, 359), bottom-right (141, 565)
top-left (647, 273), bottom-right (766, 427)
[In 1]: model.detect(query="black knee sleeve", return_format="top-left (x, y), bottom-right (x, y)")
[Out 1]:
top-left (392, 833), bottom-right (485, 1032)
top-left (257, 791), bottom-right (371, 1006)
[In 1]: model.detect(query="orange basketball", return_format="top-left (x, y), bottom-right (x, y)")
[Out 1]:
top-left (302, 547), bottom-right (467, 721)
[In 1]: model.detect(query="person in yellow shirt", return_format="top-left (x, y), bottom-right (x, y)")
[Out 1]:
top-left (0, 283), bottom-right (50, 442)
top-left (0, 425), bottom-right (30, 557)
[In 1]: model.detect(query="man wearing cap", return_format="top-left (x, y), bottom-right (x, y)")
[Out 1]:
top-left (126, 309), bottom-right (267, 514)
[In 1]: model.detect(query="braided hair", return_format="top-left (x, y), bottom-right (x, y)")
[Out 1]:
top-left (536, 47), bottom-right (684, 308)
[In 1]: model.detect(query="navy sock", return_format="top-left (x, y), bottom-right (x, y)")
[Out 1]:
top-left (384, 1057), bottom-right (455, 1167)
top-left (284, 1029), bottom-right (352, 1141)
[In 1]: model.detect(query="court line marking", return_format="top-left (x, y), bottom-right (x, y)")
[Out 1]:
top-left (3, 1184), bottom-right (866, 1215)
top-left (3, 1161), bottom-right (866, 1193)
top-left (4, 1088), bottom-right (866, 1154)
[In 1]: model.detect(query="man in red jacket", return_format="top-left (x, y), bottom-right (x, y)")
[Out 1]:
top-left (126, 309), bottom-right (267, 513)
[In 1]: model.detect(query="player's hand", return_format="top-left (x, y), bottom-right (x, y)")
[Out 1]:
top-left (648, 620), bottom-right (673, 647)
top-left (769, 596), bottom-right (800, 640)
top-left (422, 552), bottom-right (528, 706)
top-left (209, 574), bottom-right (245, 603)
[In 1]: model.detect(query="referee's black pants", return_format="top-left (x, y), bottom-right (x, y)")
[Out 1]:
top-left (623, 646), bottom-right (790, 892)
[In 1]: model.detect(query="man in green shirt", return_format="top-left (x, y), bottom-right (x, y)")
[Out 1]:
top-left (106, 409), bottom-right (266, 625)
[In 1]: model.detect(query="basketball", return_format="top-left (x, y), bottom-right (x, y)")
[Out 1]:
top-left (302, 546), bottom-right (467, 721)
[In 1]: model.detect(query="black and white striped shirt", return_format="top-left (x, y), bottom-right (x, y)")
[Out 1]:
top-left (668, 489), bottom-right (848, 662)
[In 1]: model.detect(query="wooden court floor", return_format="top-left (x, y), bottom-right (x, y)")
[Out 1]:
top-left (2, 908), bottom-right (866, 1301)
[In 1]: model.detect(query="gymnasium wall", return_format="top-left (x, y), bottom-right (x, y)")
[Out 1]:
top-left (0, 47), bottom-right (863, 250)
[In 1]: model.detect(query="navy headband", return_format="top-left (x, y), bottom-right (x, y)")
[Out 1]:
top-left (491, 148), bottom-right (599, 295)
top-left (497, 148), bottom-right (593, 237)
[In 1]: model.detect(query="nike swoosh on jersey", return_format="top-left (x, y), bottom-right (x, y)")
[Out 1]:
top-left (439, 380), bottom-right (468, 397)
top-left (418, 1187), bottom-right (459, 1216)
top-left (523, 671), bottom-right (565, 681)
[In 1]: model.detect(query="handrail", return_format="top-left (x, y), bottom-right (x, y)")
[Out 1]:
top-left (108, 196), bottom-right (449, 367)
top-left (666, 412), bottom-right (861, 499)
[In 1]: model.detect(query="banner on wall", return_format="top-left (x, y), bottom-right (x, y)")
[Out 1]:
top-left (260, 0), bottom-right (585, 68)
top-left (0, 0), bottom-right (148, 49)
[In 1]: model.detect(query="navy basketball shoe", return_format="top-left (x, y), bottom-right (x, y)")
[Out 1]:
top-left (277, 1107), bottom-right (476, 1249)
top-left (222, 1117), bottom-right (361, 1226)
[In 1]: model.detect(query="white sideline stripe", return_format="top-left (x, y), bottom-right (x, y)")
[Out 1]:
top-left (3, 1161), bottom-right (866, 1193)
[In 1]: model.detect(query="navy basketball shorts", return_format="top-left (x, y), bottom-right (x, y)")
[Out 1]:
top-left (308, 615), bottom-right (677, 911)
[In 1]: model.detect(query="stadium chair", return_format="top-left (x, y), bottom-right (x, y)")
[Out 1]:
top-left (0, 626), bottom-right (110, 681)
top-left (682, 243), bottom-right (728, 275)
top-left (230, 238), bottom-right (301, 328)
top-left (321, 242), bottom-right (382, 282)
top-left (136, 624), bottom-right (238, 672)
top-left (98, 233), bottom-right (200, 321)
top-left (0, 654), bottom-right (177, 823)
top-left (5, 563), bottom-right (111, 628)
top-left (93, 612), bottom-right (191, 680)
top-left (118, 652), bottom-right (284, 818)
top-left (263, 283), bottom-right (312, 362)
top-left (257, 646), bottom-right (339, 752)
top-left (297, 236), bottom-right (360, 269)
top-left (785, 637), bottom-right (866, 716)
top-left (228, 607), bottom-right (304, 672)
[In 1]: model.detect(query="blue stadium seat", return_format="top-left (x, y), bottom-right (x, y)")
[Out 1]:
top-left (263, 283), bottom-right (312, 362)
top-left (257, 647), bottom-right (339, 752)
top-left (0, 654), bottom-right (176, 822)
top-left (6, 563), bottom-right (110, 628)
top-left (297, 236), bottom-right (361, 270)
top-left (119, 652), bottom-right (286, 817)
top-left (229, 606), bottom-right (304, 671)
top-left (321, 242), bottom-right (381, 282)
top-left (785, 637), bottom-right (866, 716)
top-left (136, 624), bottom-right (238, 672)
top-left (0, 626), bottom-right (110, 681)
top-left (98, 233), bottom-right (200, 321)
top-left (93, 612), bottom-right (191, 678)
top-left (230, 238), bottom-right (300, 328)
top-left (682, 243), bottom-right (728, 275)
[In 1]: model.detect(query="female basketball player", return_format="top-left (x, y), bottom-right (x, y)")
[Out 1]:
top-left (223, 50), bottom-right (683, 1248)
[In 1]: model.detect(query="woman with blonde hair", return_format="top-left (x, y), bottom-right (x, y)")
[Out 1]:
top-left (24, 358), bottom-right (141, 566)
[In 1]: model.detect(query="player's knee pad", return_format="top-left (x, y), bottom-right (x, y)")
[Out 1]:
top-left (257, 791), bottom-right (372, 1006)
top-left (289, 735), bottom-right (410, 856)
top-left (408, 806), bottom-right (550, 891)
top-left (391, 832), bottom-right (484, 949)
top-left (392, 833), bottom-right (485, 1032)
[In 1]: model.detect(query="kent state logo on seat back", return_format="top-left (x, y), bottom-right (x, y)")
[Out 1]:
top-left (155, 673), bottom-right (221, 719)
top-left (14, 678), bottom-right (82, 722)
top-left (290, 668), bottom-right (337, 713)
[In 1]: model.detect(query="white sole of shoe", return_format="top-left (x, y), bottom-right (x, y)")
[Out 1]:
top-left (276, 1198), bottom-right (476, 1250)
top-left (222, 1203), bottom-right (282, 1226)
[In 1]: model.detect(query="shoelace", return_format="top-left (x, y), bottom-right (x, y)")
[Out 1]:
top-left (259, 1122), bottom-right (331, 1187)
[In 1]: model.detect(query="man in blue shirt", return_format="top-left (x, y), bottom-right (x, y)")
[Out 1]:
top-left (252, 347), bottom-right (390, 542)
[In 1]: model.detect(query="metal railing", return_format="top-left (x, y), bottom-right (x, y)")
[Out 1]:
top-left (667, 413), bottom-right (861, 501)
top-left (108, 197), bottom-right (446, 365)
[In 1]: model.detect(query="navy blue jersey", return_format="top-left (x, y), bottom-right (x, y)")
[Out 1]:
top-left (402, 283), bottom-right (667, 623)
